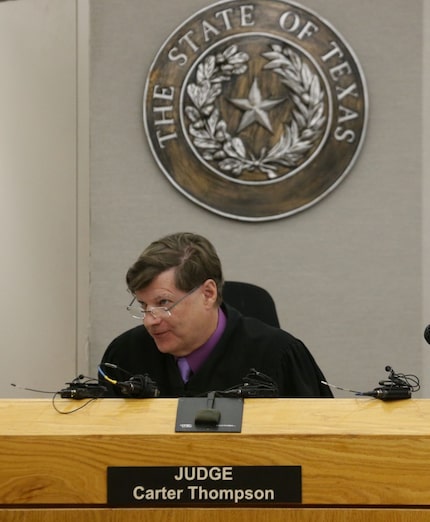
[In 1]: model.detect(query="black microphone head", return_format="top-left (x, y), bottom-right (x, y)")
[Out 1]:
top-left (424, 324), bottom-right (430, 345)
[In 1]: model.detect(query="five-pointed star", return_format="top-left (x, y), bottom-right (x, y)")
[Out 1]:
top-left (228, 78), bottom-right (286, 133)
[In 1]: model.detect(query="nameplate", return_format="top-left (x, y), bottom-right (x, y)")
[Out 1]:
top-left (107, 465), bottom-right (301, 507)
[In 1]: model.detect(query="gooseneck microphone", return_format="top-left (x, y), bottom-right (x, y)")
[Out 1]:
top-left (424, 324), bottom-right (430, 345)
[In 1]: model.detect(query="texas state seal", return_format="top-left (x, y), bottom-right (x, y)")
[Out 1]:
top-left (143, 0), bottom-right (368, 221)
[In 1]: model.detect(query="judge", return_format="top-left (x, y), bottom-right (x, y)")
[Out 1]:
top-left (100, 232), bottom-right (333, 398)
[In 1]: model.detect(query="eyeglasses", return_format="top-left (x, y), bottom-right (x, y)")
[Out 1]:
top-left (126, 286), bottom-right (199, 321)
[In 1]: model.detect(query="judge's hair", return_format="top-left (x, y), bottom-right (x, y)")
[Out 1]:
top-left (126, 232), bottom-right (224, 304)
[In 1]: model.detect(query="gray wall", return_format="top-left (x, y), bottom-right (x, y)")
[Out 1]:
top-left (0, 0), bottom-right (88, 397)
top-left (1, 0), bottom-right (429, 399)
top-left (90, 0), bottom-right (424, 396)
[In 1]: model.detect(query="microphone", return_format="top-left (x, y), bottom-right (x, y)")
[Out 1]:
top-left (424, 324), bottom-right (430, 344)
top-left (117, 374), bottom-right (160, 398)
top-left (59, 374), bottom-right (108, 399)
top-left (195, 391), bottom-right (221, 426)
top-left (98, 363), bottom-right (160, 398)
top-left (60, 383), bottom-right (107, 399)
top-left (361, 387), bottom-right (412, 401)
top-left (322, 365), bottom-right (419, 400)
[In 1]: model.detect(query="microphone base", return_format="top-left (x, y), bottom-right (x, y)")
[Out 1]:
top-left (175, 396), bottom-right (243, 432)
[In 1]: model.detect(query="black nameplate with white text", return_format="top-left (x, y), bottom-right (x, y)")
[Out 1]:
top-left (107, 465), bottom-right (302, 507)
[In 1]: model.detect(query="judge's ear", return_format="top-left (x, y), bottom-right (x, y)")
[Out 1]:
top-left (201, 279), bottom-right (218, 305)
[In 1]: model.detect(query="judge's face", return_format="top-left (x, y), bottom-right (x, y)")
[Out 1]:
top-left (133, 268), bottom-right (219, 357)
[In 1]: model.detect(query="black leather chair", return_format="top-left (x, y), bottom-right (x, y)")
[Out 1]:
top-left (222, 281), bottom-right (280, 328)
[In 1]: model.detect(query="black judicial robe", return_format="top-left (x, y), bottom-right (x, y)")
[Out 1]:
top-left (100, 303), bottom-right (333, 398)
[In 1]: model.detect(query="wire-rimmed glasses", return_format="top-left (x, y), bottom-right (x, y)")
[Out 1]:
top-left (126, 286), bottom-right (199, 320)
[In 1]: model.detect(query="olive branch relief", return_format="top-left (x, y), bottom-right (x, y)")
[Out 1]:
top-left (185, 44), bottom-right (326, 181)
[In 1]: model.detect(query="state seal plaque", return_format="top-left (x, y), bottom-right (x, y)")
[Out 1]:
top-left (143, 0), bottom-right (368, 221)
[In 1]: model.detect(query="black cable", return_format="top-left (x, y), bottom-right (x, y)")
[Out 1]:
top-left (216, 368), bottom-right (279, 398)
top-left (379, 366), bottom-right (420, 392)
top-left (52, 392), bottom-right (98, 414)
